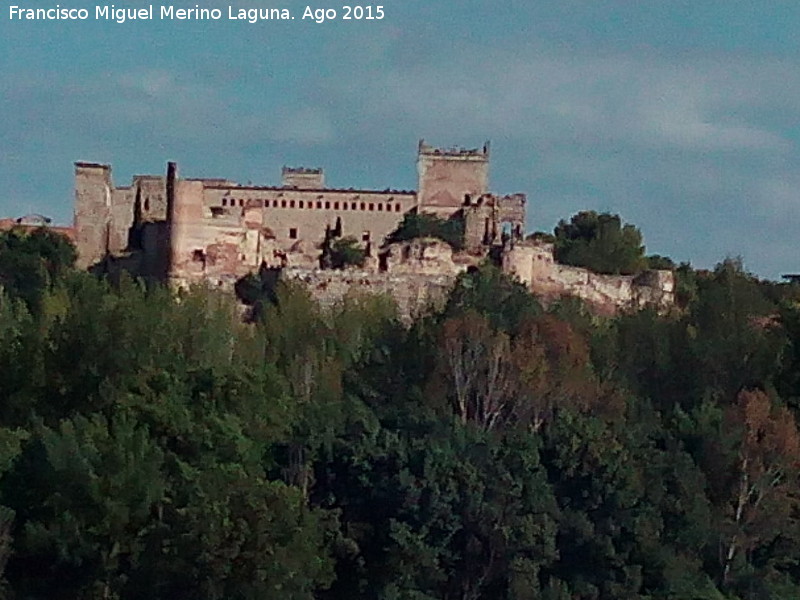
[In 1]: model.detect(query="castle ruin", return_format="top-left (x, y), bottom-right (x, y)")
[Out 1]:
top-left (71, 141), bottom-right (673, 317)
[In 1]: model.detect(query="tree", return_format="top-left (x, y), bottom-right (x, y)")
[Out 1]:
top-left (717, 390), bottom-right (800, 586)
top-left (431, 311), bottom-right (517, 430)
top-left (329, 237), bottom-right (366, 269)
top-left (553, 211), bottom-right (646, 275)
top-left (0, 228), bottom-right (77, 314)
top-left (443, 264), bottom-right (542, 333)
top-left (385, 213), bottom-right (465, 251)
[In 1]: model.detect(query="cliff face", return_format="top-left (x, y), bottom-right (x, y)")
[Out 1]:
top-left (503, 241), bottom-right (674, 315)
top-left (278, 238), bottom-right (674, 320)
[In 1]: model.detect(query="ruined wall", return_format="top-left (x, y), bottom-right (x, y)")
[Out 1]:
top-left (109, 187), bottom-right (134, 254)
top-left (503, 242), bottom-right (674, 315)
top-left (284, 268), bottom-right (457, 321)
top-left (417, 141), bottom-right (489, 217)
top-left (463, 193), bottom-right (527, 252)
top-left (380, 238), bottom-right (477, 276)
top-left (168, 176), bottom-right (257, 287)
top-left (133, 175), bottom-right (167, 222)
top-left (74, 162), bottom-right (113, 269)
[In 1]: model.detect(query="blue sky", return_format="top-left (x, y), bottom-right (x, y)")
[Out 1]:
top-left (1, 1), bottom-right (799, 278)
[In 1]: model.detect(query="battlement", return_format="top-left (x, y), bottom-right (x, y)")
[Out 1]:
top-left (282, 166), bottom-right (325, 189)
top-left (282, 166), bottom-right (323, 175)
top-left (75, 161), bottom-right (111, 170)
top-left (418, 139), bottom-right (490, 159)
top-left (417, 140), bottom-right (491, 215)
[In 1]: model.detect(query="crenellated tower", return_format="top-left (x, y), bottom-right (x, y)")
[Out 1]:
top-left (416, 140), bottom-right (490, 218)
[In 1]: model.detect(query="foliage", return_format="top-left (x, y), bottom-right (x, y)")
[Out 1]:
top-left (0, 228), bottom-right (799, 599)
top-left (330, 236), bottom-right (366, 269)
top-left (646, 254), bottom-right (675, 270)
top-left (0, 228), bottom-right (76, 314)
top-left (385, 212), bottom-right (465, 251)
top-left (526, 231), bottom-right (556, 244)
top-left (553, 211), bottom-right (646, 275)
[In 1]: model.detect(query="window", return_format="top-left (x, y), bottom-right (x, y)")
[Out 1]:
top-left (377, 203), bottom-right (383, 211)
top-left (317, 201), bottom-right (322, 209)
top-left (360, 202), bottom-right (366, 210)
top-left (369, 203), bottom-right (375, 211)
top-left (281, 200), bottom-right (287, 208)
top-left (334, 202), bottom-right (339, 210)
top-left (290, 200), bottom-right (295, 208)
top-left (272, 200), bottom-right (278, 207)
top-left (395, 204), bottom-right (401, 212)
top-left (289, 227), bottom-right (298, 239)
top-left (221, 198), bottom-right (227, 207)
top-left (239, 199), bottom-right (244, 207)
top-left (362, 231), bottom-right (371, 242)
top-left (351, 202), bottom-right (357, 210)
top-left (325, 201), bottom-right (330, 209)
top-left (299, 201), bottom-right (304, 209)
top-left (343, 202), bottom-right (348, 210)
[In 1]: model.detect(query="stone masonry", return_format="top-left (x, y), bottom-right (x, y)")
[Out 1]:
top-left (71, 141), bottom-right (674, 318)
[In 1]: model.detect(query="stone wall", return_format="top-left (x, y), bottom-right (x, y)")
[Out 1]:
top-left (283, 268), bottom-right (457, 321)
top-left (417, 140), bottom-right (489, 217)
top-left (70, 142), bottom-right (675, 319)
top-left (74, 162), bottom-right (113, 269)
top-left (463, 193), bottom-right (526, 252)
top-left (201, 185), bottom-right (413, 248)
top-left (503, 241), bottom-right (674, 315)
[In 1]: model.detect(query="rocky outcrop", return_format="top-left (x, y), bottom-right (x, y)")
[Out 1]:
top-left (502, 241), bottom-right (674, 315)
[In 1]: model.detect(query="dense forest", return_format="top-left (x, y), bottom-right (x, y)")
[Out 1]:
top-left (2, 225), bottom-right (800, 599)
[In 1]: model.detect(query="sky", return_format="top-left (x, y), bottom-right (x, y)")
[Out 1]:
top-left (1, 1), bottom-right (799, 278)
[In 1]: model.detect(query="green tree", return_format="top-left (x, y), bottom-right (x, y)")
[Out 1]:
top-left (330, 236), bottom-right (366, 269)
top-left (0, 228), bottom-right (76, 314)
top-left (553, 211), bottom-right (646, 275)
top-left (385, 213), bottom-right (465, 251)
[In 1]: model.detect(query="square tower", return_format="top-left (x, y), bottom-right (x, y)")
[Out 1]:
top-left (416, 140), bottom-right (490, 218)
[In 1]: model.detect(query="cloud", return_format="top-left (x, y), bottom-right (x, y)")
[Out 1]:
top-left (272, 107), bottom-right (335, 145)
top-left (326, 50), bottom-right (796, 154)
top-left (3, 37), bottom-right (799, 278)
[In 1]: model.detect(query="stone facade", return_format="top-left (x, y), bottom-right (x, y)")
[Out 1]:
top-left (416, 140), bottom-right (490, 218)
top-left (70, 140), bottom-right (673, 318)
top-left (73, 141), bottom-right (505, 284)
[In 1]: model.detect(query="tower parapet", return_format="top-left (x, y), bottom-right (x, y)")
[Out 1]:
top-left (417, 139), bottom-right (490, 218)
top-left (281, 166), bottom-right (325, 189)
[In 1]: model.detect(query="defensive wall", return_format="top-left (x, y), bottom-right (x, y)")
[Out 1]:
top-left (503, 241), bottom-right (674, 315)
top-left (280, 238), bottom-right (674, 320)
top-left (68, 140), bottom-right (673, 318)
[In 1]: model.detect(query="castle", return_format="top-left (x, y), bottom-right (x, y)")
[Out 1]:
top-left (71, 141), bottom-right (673, 317)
